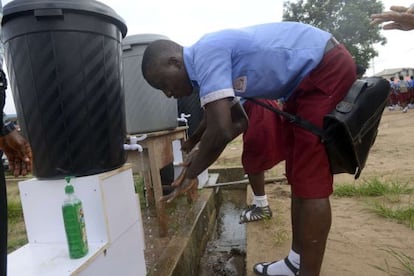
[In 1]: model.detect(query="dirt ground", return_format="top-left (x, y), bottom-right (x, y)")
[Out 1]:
top-left (215, 108), bottom-right (414, 276)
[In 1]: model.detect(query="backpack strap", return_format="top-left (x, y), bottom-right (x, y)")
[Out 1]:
top-left (246, 98), bottom-right (326, 140)
top-left (335, 80), bottom-right (367, 113)
top-left (246, 79), bottom-right (366, 140)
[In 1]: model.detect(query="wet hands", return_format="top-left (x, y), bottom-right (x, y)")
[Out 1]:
top-left (371, 5), bottom-right (414, 31)
top-left (160, 176), bottom-right (198, 203)
top-left (180, 137), bottom-right (198, 154)
top-left (159, 146), bottom-right (199, 203)
top-left (0, 130), bottom-right (32, 177)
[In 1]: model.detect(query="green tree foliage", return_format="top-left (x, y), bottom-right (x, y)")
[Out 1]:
top-left (283, 0), bottom-right (386, 70)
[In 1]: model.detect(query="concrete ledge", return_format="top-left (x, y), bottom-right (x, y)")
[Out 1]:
top-left (209, 166), bottom-right (246, 183)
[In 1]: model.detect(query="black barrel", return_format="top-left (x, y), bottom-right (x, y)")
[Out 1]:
top-left (2, 0), bottom-right (128, 179)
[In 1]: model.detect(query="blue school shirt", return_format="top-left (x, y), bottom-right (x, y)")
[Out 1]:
top-left (183, 22), bottom-right (332, 106)
top-left (409, 79), bottom-right (414, 88)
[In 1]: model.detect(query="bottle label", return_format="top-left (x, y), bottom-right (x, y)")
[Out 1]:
top-left (62, 201), bottom-right (89, 259)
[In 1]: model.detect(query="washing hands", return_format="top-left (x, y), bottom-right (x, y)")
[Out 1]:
top-left (159, 141), bottom-right (199, 203)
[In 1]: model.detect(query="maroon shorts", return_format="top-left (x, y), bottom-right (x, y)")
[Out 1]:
top-left (242, 99), bottom-right (285, 174)
top-left (284, 44), bottom-right (357, 198)
top-left (389, 92), bottom-right (398, 105)
top-left (398, 92), bottom-right (409, 103)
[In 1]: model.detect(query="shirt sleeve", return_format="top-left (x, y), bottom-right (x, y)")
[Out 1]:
top-left (193, 44), bottom-right (235, 106)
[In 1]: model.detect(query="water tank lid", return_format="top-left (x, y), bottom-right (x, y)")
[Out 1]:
top-left (122, 34), bottom-right (170, 47)
top-left (2, 0), bottom-right (128, 37)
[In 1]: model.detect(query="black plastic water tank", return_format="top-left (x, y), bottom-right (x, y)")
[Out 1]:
top-left (2, 0), bottom-right (128, 179)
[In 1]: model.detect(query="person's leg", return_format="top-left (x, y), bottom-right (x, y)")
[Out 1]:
top-left (240, 100), bottom-right (284, 223)
top-left (288, 45), bottom-right (354, 275)
top-left (401, 93), bottom-right (409, 112)
top-left (253, 191), bottom-right (300, 276)
top-left (291, 195), bottom-right (331, 275)
top-left (240, 171), bottom-right (272, 223)
top-left (248, 172), bottom-right (265, 196)
top-left (289, 44), bottom-right (354, 275)
top-left (254, 195), bottom-right (331, 276)
top-left (254, 43), bottom-right (356, 275)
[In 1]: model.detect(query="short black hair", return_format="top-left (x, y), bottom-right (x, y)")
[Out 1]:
top-left (141, 39), bottom-right (181, 80)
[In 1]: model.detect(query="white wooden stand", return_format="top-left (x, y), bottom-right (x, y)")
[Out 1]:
top-left (8, 164), bottom-right (146, 276)
top-left (172, 139), bottom-right (209, 188)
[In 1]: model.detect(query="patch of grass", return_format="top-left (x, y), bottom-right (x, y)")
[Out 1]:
top-left (334, 177), bottom-right (414, 228)
top-left (7, 190), bottom-right (27, 253)
top-left (7, 219), bottom-right (27, 253)
top-left (334, 177), bottom-right (413, 197)
top-left (370, 200), bottom-right (414, 229)
top-left (373, 247), bottom-right (414, 275)
top-left (133, 174), bottom-right (146, 209)
top-left (261, 217), bottom-right (290, 245)
top-left (334, 177), bottom-right (414, 274)
top-left (260, 201), bottom-right (291, 246)
top-left (8, 200), bottom-right (23, 221)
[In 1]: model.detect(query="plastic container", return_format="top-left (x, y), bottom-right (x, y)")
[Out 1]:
top-left (2, 0), bottom-right (128, 179)
top-left (122, 34), bottom-right (178, 134)
top-left (62, 177), bottom-right (88, 259)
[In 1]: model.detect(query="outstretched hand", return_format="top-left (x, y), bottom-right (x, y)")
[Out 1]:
top-left (0, 130), bottom-right (32, 177)
top-left (371, 5), bottom-right (414, 31)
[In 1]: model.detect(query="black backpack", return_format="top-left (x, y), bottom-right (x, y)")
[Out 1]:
top-left (248, 77), bottom-right (390, 179)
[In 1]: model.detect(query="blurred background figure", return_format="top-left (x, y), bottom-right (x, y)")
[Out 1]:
top-left (356, 64), bottom-right (366, 79)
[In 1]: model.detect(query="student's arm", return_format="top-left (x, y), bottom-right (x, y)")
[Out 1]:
top-left (184, 97), bottom-right (248, 178)
top-left (181, 98), bottom-right (246, 154)
top-left (181, 113), bottom-right (206, 154)
top-left (160, 97), bottom-right (248, 202)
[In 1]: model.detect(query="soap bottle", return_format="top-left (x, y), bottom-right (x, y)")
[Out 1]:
top-left (62, 176), bottom-right (88, 259)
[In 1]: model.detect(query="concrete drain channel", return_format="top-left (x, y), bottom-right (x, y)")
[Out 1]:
top-left (198, 187), bottom-right (247, 276)
top-left (146, 167), bottom-right (249, 276)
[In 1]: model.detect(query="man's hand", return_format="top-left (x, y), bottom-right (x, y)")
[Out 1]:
top-left (160, 176), bottom-right (198, 203)
top-left (171, 145), bottom-right (199, 189)
top-left (181, 138), bottom-right (198, 154)
top-left (371, 5), bottom-right (414, 31)
top-left (0, 130), bottom-right (32, 177)
top-left (160, 146), bottom-right (199, 203)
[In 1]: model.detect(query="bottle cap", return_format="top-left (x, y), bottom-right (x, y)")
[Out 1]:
top-left (64, 176), bottom-right (75, 194)
top-left (65, 184), bottom-right (74, 194)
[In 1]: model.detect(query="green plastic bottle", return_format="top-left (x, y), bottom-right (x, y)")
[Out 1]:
top-left (62, 176), bottom-right (88, 259)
